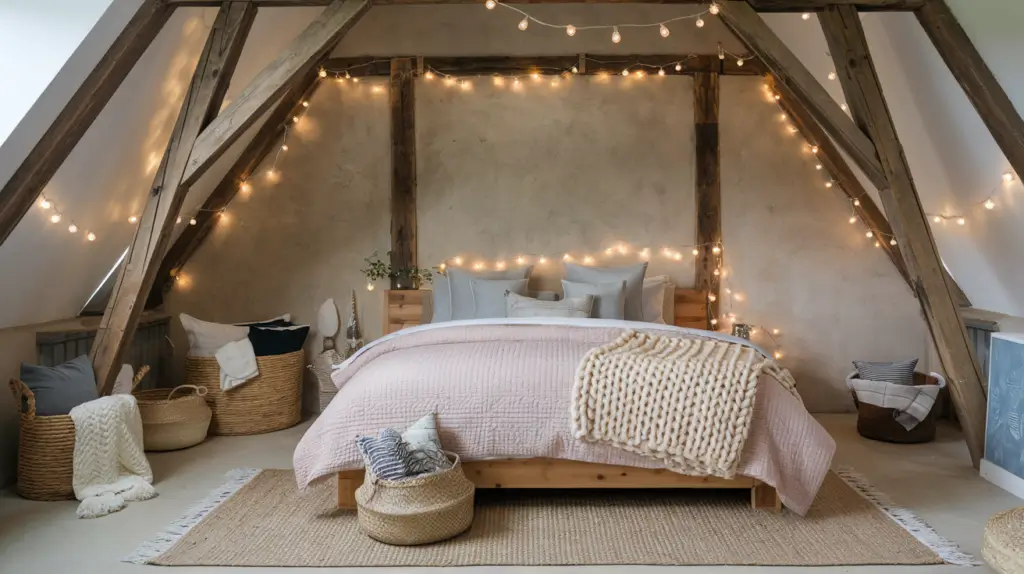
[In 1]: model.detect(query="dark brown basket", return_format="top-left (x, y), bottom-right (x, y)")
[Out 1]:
top-left (850, 372), bottom-right (942, 444)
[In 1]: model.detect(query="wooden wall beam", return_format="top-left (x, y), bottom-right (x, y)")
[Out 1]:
top-left (324, 55), bottom-right (763, 77)
top-left (716, 1), bottom-right (888, 192)
top-left (181, 0), bottom-right (371, 187)
top-left (820, 5), bottom-right (986, 468)
top-left (390, 58), bottom-right (417, 288)
top-left (90, 2), bottom-right (258, 393)
top-left (694, 63), bottom-right (722, 329)
top-left (169, 0), bottom-right (924, 9)
top-left (916, 0), bottom-right (1024, 184)
top-left (0, 1), bottom-right (171, 246)
top-left (148, 68), bottom-right (323, 307)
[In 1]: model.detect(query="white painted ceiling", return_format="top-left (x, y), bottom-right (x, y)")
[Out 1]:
top-left (0, 0), bottom-right (1020, 329)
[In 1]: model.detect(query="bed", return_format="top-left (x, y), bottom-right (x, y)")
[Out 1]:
top-left (294, 287), bottom-right (835, 516)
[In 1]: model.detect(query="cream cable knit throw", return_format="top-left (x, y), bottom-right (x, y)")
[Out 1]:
top-left (572, 330), bottom-right (800, 479)
top-left (70, 395), bottom-right (156, 519)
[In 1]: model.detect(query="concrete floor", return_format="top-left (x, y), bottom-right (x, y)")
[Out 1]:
top-left (1, 414), bottom-right (1019, 573)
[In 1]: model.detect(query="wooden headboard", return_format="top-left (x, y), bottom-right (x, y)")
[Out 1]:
top-left (383, 288), bottom-right (710, 335)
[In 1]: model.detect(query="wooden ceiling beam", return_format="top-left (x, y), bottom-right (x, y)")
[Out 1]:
top-left (168, 0), bottom-right (924, 9)
top-left (181, 0), bottom-right (371, 187)
top-left (0, 0), bottom-right (171, 247)
top-left (324, 55), bottom-right (763, 76)
top-left (820, 5), bottom-right (987, 468)
top-left (916, 0), bottom-right (1024, 187)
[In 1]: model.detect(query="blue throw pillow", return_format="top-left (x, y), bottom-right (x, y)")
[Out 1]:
top-left (20, 355), bottom-right (99, 416)
top-left (247, 325), bottom-right (310, 356)
top-left (356, 429), bottom-right (415, 481)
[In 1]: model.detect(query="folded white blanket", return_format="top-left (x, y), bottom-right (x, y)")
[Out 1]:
top-left (70, 395), bottom-right (156, 518)
top-left (215, 338), bottom-right (259, 391)
top-left (847, 371), bottom-right (946, 430)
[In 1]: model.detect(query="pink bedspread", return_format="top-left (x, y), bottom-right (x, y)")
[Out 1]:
top-left (293, 321), bottom-right (835, 515)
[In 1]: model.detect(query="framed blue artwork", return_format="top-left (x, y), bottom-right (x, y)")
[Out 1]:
top-left (982, 333), bottom-right (1024, 499)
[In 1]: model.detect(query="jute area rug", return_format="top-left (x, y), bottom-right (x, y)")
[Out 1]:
top-left (126, 468), bottom-right (976, 567)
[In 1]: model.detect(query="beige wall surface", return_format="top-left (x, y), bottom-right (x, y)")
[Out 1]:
top-left (166, 72), bottom-right (930, 414)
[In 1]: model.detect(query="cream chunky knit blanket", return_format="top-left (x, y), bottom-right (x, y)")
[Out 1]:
top-left (572, 330), bottom-right (800, 479)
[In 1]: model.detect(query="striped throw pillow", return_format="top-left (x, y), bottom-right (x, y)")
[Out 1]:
top-left (853, 359), bottom-right (918, 386)
top-left (356, 429), bottom-right (416, 481)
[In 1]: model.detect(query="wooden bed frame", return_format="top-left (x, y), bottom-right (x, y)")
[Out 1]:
top-left (336, 286), bottom-right (781, 512)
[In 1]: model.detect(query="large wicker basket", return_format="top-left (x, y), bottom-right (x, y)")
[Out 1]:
top-left (8, 366), bottom-right (149, 501)
top-left (356, 452), bottom-right (475, 546)
top-left (850, 371), bottom-right (944, 444)
top-left (133, 385), bottom-right (211, 451)
top-left (184, 350), bottom-right (304, 436)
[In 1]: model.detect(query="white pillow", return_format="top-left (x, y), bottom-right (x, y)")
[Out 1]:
top-left (506, 292), bottom-right (593, 318)
top-left (179, 313), bottom-right (291, 357)
top-left (642, 276), bottom-right (674, 324)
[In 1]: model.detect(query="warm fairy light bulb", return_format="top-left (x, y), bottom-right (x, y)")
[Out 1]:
top-left (734, 293), bottom-right (744, 302)
top-left (788, 126), bottom-right (798, 134)
top-left (583, 255), bottom-right (595, 265)
top-left (849, 216), bottom-right (857, 224)
top-left (281, 144), bottom-right (289, 151)
top-left (493, 76), bottom-right (504, 86)
top-left (985, 199), bottom-right (996, 210)
top-left (460, 81), bottom-right (471, 91)
top-left (513, 78), bottom-right (521, 88)
top-left (128, 215), bottom-right (138, 224)
top-left (618, 244), bottom-right (628, 254)
top-left (50, 213), bottom-right (62, 223)
top-left (692, 248), bottom-right (699, 256)
top-left (801, 12), bottom-right (811, 20)
top-left (565, 24), bottom-right (576, 36)
top-left (366, 281), bottom-right (375, 291)
top-left (774, 351), bottom-right (783, 360)
top-left (675, 63), bottom-right (682, 72)
top-left (611, 27), bottom-right (621, 44)
top-left (39, 197), bottom-right (52, 209)
top-left (695, 17), bottom-right (705, 28)
top-left (240, 181), bottom-right (252, 194)
top-left (736, 59), bottom-right (744, 67)
top-left (473, 262), bottom-right (485, 270)
top-left (516, 255), bottom-right (526, 265)
top-left (485, 0), bottom-right (496, 8)
top-left (890, 238), bottom-right (897, 246)
top-left (828, 71), bottom-right (837, 81)
top-left (564, 253), bottom-right (572, 261)
top-left (424, 71), bottom-right (434, 80)
top-left (352, 78), bottom-right (360, 84)
top-left (301, 101), bottom-right (309, 108)
top-left (639, 248), bottom-right (650, 259)
top-left (538, 256), bottom-right (547, 264)
top-left (841, 103), bottom-right (849, 111)
top-left (495, 260), bottom-right (506, 270)
top-left (713, 268), bottom-right (721, 276)
top-left (345, 71), bottom-right (351, 79)
top-left (815, 163), bottom-right (823, 170)
top-left (853, 199), bottom-right (860, 206)
top-left (189, 217), bottom-right (197, 226)
top-left (672, 252), bottom-right (682, 261)
top-left (957, 217), bottom-right (966, 226)
top-left (635, 70), bottom-right (645, 78)
top-left (825, 181), bottom-right (834, 188)
top-left (773, 93), bottom-right (781, 101)
top-left (265, 168), bottom-right (280, 182)
top-left (1003, 171), bottom-right (1016, 183)
top-left (874, 241), bottom-right (881, 248)
top-left (865, 231), bottom-right (873, 238)
top-left (67, 223), bottom-right (77, 233)
top-left (622, 68), bottom-right (630, 76)
top-left (811, 145), bottom-right (820, 154)
top-left (709, 3), bottom-right (720, 15)
top-left (708, 294), bottom-right (717, 302)
top-left (176, 216), bottom-right (182, 224)
top-left (571, 66), bottom-right (578, 74)
top-left (518, 17), bottom-right (529, 31)
top-left (605, 247), bottom-right (614, 255)
top-left (532, 72), bottom-right (540, 81)
top-left (453, 256), bottom-right (463, 266)
top-left (444, 76), bottom-right (456, 86)
top-left (86, 232), bottom-right (96, 242)
top-left (292, 115), bottom-right (300, 123)
top-left (660, 24), bottom-right (670, 38)
top-left (318, 68), bottom-right (327, 78)
top-left (439, 263), bottom-right (447, 272)
top-left (712, 245), bottom-right (721, 255)
top-left (933, 215), bottom-right (942, 223)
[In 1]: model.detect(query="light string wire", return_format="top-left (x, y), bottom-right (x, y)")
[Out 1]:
top-left (494, 1), bottom-right (711, 33)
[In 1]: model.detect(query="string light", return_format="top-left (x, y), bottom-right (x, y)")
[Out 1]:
top-left (695, 17), bottom-right (705, 28)
top-left (485, 0), bottom-right (496, 8)
top-left (659, 24), bottom-right (670, 38)
top-left (318, 68), bottom-right (327, 78)
top-left (301, 101), bottom-right (309, 108)
top-left (128, 215), bottom-right (138, 224)
top-left (67, 223), bottom-right (77, 234)
top-left (675, 63), bottom-right (682, 72)
top-left (39, 197), bottom-right (51, 209)
top-left (658, 68), bottom-right (666, 76)
top-left (189, 217), bottom-right (197, 226)
top-left (566, 24), bottom-right (576, 36)
top-left (801, 12), bottom-right (811, 20)
top-left (240, 181), bottom-right (253, 194)
top-left (708, 2), bottom-right (720, 15)
top-left (611, 27), bottom-right (621, 44)
top-left (1003, 171), bottom-right (1016, 183)
top-left (518, 17), bottom-right (529, 31)
top-left (50, 213), bottom-right (62, 224)
top-left (827, 71), bottom-right (837, 81)
top-left (87, 232), bottom-right (96, 242)
top-left (486, 2), bottom-right (712, 44)
top-left (984, 199), bottom-right (996, 210)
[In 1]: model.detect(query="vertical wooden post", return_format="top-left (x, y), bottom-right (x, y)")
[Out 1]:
top-left (90, 1), bottom-right (257, 393)
top-left (820, 5), bottom-right (987, 468)
top-left (390, 57), bottom-right (417, 289)
top-left (694, 66), bottom-right (721, 329)
top-left (916, 0), bottom-right (1024, 183)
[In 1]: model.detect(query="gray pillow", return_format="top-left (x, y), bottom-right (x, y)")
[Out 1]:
top-left (853, 359), bottom-right (918, 386)
top-left (448, 267), bottom-right (533, 320)
top-left (470, 278), bottom-right (529, 319)
top-left (430, 275), bottom-right (452, 323)
top-left (20, 355), bottom-right (99, 416)
top-left (562, 279), bottom-right (627, 320)
top-left (506, 292), bottom-right (594, 318)
top-left (564, 262), bottom-right (648, 321)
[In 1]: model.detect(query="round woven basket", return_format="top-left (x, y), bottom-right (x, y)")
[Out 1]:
top-left (356, 452), bottom-right (475, 546)
top-left (849, 371), bottom-right (943, 444)
top-left (185, 350), bottom-right (303, 436)
top-left (983, 507), bottom-right (1024, 574)
top-left (133, 385), bottom-right (212, 451)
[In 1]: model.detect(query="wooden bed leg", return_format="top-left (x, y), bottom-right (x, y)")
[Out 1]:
top-left (751, 481), bottom-right (782, 512)
top-left (337, 472), bottom-right (363, 510)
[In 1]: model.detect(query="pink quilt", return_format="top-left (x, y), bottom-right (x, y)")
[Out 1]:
top-left (293, 320), bottom-right (835, 515)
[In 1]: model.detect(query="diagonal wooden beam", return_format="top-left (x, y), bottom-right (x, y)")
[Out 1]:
top-left (181, 0), bottom-right (370, 187)
top-left (916, 0), bottom-right (1024, 183)
top-left (716, 1), bottom-right (888, 192)
top-left (90, 2), bottom-right (258, 393)
top-left (820, 5), bottom-right (986, 468)
top-left (148, 68), bottom-right (323, 308)
top-left (0, 1), bottom-right (171, 246)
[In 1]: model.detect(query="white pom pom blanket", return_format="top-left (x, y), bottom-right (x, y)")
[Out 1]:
top-left (70, 395), bottom-right (156, 518)
top-left (572, 330), bottom-right (799, 479)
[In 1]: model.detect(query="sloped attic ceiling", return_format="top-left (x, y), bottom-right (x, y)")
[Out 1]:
top-left (0, 0), bottom-right (1022, 331)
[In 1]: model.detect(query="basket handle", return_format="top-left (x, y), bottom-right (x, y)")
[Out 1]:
top-left (129, 365), bottom-right (152, 390)
top-left (167, 384), bottom-right (208, 400)
top-left (8, 379), bottom-right (35, 419)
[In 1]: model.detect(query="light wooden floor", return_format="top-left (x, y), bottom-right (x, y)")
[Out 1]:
top-left (0, 414), bottom-right (1019, 573)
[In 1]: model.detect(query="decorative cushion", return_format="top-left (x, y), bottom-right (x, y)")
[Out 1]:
top-left (562, 279), bottom-right (627, 320)
top-left (179, 313), bottom-right (291, 357)
top-left (642, 276), bottom-right (672, 324)
top-left (506, 292), bottom-right (593, 318)
top-left (853, 359), bottom-right (918, 386)
top-left (20, 355), bottom-right (99, 416)
top-left (247, 325), bottom-right (310, 356)
top-left (469, 277), bottom-right (529, 319)
top-left (356, 429), bottom-right (415, 481)
top-left (402, 413), bottom-right (450, 473)
top-left (447, 267), bottom-right (533, 320)
top-left (430, 274), bottom-right (453, 323)
top-left (564, 262), bottom-right (648, 321)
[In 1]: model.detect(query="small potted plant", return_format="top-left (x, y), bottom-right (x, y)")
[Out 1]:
top-left (361, 251), bottom-right (433, 291)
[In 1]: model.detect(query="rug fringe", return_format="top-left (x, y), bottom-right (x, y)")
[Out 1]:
top-left (121, 468), bottom-right (261, 565)
top-left (833, 466), bottom-right (980, 566)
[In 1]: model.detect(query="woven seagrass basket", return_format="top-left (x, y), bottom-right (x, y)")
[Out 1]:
top-left (849, 372), bottom-right (943, 444)
top-left (8, 365), bottom-right (149, 501)
top-left (133, 385), bottom-right (211, 451)
top-left (356, 452), bottom-right (475, 546)
top-left (983, 508), bottom-right (1024, 574)
top-left (184, 350), bottom-right (303, 436)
